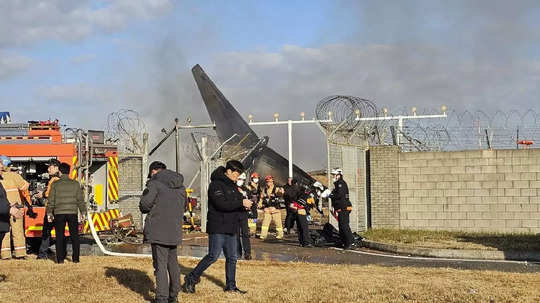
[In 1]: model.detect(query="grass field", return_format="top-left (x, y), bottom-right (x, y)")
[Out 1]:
top-left (361, 228), bottom-right (540, 251)
top-left (0, 256), bottom-right (539, 302)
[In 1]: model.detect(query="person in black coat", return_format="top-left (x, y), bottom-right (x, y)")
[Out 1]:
top-left (235, 173), bottom-right (252, 260)
top-left (139, 161), bottom-right (186, 303)
top-left (0, 182), bottom-right (12, 244)
top-left (283, 178), bottom-right (299, 234)
top-left (183, 160), bottom-right (253, 294)
top-left (323, 168), bottom-right (353, 249)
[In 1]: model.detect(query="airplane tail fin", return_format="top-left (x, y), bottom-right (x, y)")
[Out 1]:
top-left (191, 64), bottom-right (259, 147)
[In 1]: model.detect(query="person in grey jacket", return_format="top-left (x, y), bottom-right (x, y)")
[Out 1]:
top-left (139, 161), bottom-right (186, 303)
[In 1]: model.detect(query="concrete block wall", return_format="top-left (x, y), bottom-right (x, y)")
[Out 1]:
top-left (367, 147), bottom-right (540, 233)
top-left (118, 156), bottom-right (144, 230)
top-left (369, 146), bottom-right (400, 228)
top-left (118, 156), bottom-right (143, 191)
top-left (397, 149), bottom-right (540, 233)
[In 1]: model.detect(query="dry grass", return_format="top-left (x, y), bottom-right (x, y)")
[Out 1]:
top-left (0, 256), bottom-right (539, 302)
top-left (362, 228), bottom-right (540, 251)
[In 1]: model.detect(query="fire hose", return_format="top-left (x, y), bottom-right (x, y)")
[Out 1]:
top-left (86, 211), bottom-right (200, 260)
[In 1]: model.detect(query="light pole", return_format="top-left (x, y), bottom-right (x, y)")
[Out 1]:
top-left (350, 105), bottom-right (448, 145)
top-left (246, 113), bottom-right (332, 178)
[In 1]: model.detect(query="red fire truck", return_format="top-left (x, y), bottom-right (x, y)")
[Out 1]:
top-left (0, 113), bottom-right (119, 238)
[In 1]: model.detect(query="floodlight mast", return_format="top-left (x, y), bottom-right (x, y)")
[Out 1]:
top-left (152, 106), bottom-right (446, 178)
top-left (246, 112), bottom-right (333, 178)
top-left (351, 106), bottom-right (448, 145)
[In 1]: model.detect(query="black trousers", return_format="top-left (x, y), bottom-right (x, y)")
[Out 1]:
top-left (284, 207), bottom-right (296, 230)
top-left (54, 214), bottom-right (80, 263)
top-left (295, 212), bottom-right (312, 246)
top-left (237, 217), bottom-right (251, 257)
top-left (38, 215), bottom-right (54, 258)
top-left (338, 210), bottom-right (353, 248)
top-left (151, 243), bottom-right (180, 302)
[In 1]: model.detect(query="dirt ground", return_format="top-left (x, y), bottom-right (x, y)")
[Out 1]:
top-left (1, 256), bottom-right (539, 303)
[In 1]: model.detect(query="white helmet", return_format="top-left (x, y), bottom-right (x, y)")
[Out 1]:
top-left (238, 173), bottom-right (247, 180)
top-left (330, 168), bottom-right (343, 175)
top-left (313, 181), bottom-right (324, 190)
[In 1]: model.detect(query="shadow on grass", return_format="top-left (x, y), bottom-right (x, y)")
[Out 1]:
top-left (457, 233), bottom-right (540, 252)
top-left (105, 267), bottom-right (154, 301)
top-left (179, 263), bottom-right (226, 289)
top-left (104, 262), bottom-right (227, 299)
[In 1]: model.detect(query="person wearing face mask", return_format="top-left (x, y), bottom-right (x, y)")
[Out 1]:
top-left (235, 173), bottom-right (252, 260)
top-left (245, 172), bottom-right (261, 235)
top-left (321, 168), bottom-right (353, 249)
top-left (259, 175), bottom-right (284, 240)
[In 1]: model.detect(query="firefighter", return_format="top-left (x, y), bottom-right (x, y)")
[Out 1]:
top-left (0, 155), bottom-right (30, 259)
top-left (37, 159), bottom-right (61, 260)
top-left (236, 173), bottom-right (252, 260)
top-left (245, 172), bottom-right (260, 235)
top-left (259, 175), bottom-right (284, 240)
top-left (288, 179), bottom-right (314, 247)
top-left (322, 168), bottom-right (353, 249)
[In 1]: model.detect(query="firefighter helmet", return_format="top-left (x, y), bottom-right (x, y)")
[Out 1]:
top-left (0, 155), bottom-right (11, 167)
top-left (330, 168), bottom-right (343, 175)
top-left (250, 172), bottom-right (259, 179)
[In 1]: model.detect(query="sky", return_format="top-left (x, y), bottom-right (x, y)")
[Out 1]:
top-left (1, 0), bottom-right (540, 179)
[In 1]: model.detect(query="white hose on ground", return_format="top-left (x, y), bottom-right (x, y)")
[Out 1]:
top-left (87, 211), bottom-right (202, 260)
top-left (87, 211), bottom-right (153, 258)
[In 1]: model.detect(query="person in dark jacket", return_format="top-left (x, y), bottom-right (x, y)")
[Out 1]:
top-left (323, 168), bottom-right (353, 249)
top-left (289, 180), bottom-right (313, 247)
top-left (283, 178), bottom-right (298, 235)
top-left (235, 173), bottom-right (252, 260)
top-left (46, 162), bottom-right (85, 263)
top-left (37, 158), bottom-right (61, 260)
top-left (245, 172), bottom-right (261, 235)
top-left (139, 161), bottom-right (186, 303)
top-left (0, 182), bottom-right (15, 245)
top-left (183, 160), bottom-right (253, 294)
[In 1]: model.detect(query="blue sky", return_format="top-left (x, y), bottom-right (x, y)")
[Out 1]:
top-left (1, 0), bottom-right (540, 171)
top-left (2, 1), bottom-right (357, 117)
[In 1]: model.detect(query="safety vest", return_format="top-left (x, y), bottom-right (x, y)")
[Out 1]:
top-left (44, 176), bottom-right (60, 207)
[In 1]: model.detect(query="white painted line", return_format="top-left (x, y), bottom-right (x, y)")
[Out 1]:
top-left (330, 247), bottom-right (532, 265)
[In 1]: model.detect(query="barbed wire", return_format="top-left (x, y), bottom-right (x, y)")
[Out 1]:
top-left (385, 109), bottom-right (540, 151)
top-left (106, 109), bottom-right (147, 154)
top-left (181, 131), bottom-right (221, 161)
top-left (315, 95), bottom-right (379, 134)
top-left (315, 95), bottom-right (540, 151)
